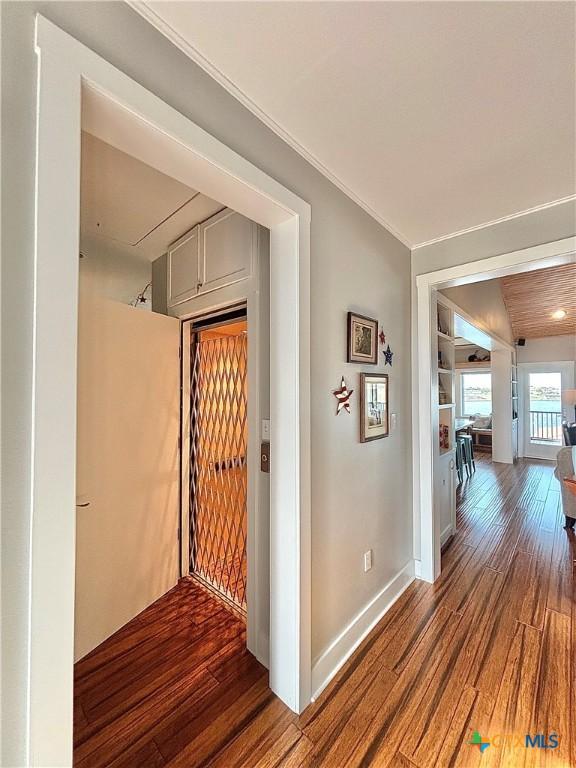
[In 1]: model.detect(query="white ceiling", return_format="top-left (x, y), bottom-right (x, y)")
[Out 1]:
top-left (81, 132), bottom-right (223, 261)
top-left (139, 1), bottom-right (576, 247)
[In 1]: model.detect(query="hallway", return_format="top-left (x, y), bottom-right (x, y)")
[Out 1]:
top-left (74, 457), bottom-right (574, 767)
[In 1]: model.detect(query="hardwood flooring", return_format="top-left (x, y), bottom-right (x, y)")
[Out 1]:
top-left (74, 456), bottom-right (575, 767)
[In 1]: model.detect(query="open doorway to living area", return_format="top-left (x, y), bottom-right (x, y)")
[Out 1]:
top-left (416, 238), bottom-right (576, 582)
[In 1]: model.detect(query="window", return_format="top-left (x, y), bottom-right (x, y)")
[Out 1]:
top-left (528, 371), bottom-right (562, 444)
top-left (461, 372), bottom-right (492, 417)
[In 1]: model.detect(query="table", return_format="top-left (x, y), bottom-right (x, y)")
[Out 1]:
top-left (455, 418), bottom-right (474, 434)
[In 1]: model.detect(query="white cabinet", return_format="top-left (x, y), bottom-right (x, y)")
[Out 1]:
top-left (167, 209), bottom-right (254, 308)
top-left (199, 210), bottom-right (254, 294)
top-left (168, 227), bottom-right (200, 307)
top-left (437, 450), bottom-right (456, 546)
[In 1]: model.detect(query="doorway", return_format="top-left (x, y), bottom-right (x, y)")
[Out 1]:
top-left (521, 363), bottom-right (575, 460)
top-left (189, 315), bottom-right (249, 615)
top-left (415, 237), bottom-right (575, 583)
top-left (32, 17), bottom-right (311, 762)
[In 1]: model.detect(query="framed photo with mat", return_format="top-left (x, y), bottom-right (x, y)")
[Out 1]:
top-left (360, 373), bottom-right (389, 442)
top-left (347, 312), bottom-right (378, 364)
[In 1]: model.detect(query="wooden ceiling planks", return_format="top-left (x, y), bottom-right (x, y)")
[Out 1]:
top-left (500, 263), bottom-right (576, 339)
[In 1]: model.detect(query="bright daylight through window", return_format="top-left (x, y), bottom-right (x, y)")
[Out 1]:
top-left (461, 372), bottom-right (492, 417)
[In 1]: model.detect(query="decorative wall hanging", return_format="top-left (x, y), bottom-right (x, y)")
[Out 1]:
top-left (360, 373), bottom-right (389, 442)
top-left (347, 312), bottom-right (378, 364)
top-left (333, 376), bottom-right (353, 414)
top-left (379, 326), bottom-right (393, 366)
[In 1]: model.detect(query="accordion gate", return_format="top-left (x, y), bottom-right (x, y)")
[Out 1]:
top-left (189, 324), bottom-right (248, 615)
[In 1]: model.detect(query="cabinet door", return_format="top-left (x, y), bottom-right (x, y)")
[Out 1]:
top-left (199, 210), bottom-right (253, 295)
top-left (437, 450), bottom-right (456, 545)
top-left (168, 226), bottom-right (200, 307)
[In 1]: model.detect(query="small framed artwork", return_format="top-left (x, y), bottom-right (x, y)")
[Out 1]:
top-left (347, 312), bottom-right (378, 364)
top-left (360, 373), bottom-right (389, 442)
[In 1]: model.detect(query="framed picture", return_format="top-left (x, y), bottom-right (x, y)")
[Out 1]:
top-left (360, 373), bottom-right (389, 442)
top-left (347, 312), bottom-right (378, 364)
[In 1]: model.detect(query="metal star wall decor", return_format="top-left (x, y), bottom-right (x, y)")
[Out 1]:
top-left (383, 344), bottom-right (394, 366)
top-left (333, 376), bottom-right (353, 414)
top-left (379, 329), bottom-right (386, 346)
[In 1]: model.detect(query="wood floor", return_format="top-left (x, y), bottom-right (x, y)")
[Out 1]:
top-left (74, 456), bottom-right (575, 767)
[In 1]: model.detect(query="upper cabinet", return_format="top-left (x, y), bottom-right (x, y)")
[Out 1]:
top-left (167, 209), bottom-right (255, 308)
top-left (168, 227), bottom-right (200, 307)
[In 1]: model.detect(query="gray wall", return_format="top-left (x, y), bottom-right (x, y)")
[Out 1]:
top-left (412, 199), bottom-right (576, 275)
top-left (1, 3), bottom-right (412, 763)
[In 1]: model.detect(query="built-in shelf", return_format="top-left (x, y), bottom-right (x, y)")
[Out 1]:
top-left (437, 299), bottom-right (456, 460)
top-left (455, 360), bottom-right (491, 369)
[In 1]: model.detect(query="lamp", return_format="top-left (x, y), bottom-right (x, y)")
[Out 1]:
top-left (562, 389), bottom-right (576, 424)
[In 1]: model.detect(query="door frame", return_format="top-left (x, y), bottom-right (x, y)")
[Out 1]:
top-left (32, 16), bottom-right (311, 766)
top-left (519, 361), bottom-right (575, 460)
top-left (414, 237), bottom-right (576, 582)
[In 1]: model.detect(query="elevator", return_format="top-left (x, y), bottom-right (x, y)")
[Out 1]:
top-left (188, 312), bottom-right (248, 615)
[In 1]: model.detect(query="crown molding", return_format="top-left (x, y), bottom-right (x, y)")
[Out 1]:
top-left (127, 0), bottom-right (413, 249)
top-left (412, 194), bottom-right (576, 250)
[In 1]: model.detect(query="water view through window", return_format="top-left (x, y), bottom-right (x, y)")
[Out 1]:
top-left (462, 372), bottom-right (492, 416)
top-left (528, 372), bottom-right (562, 444)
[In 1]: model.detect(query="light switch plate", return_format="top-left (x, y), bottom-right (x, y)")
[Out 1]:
top-left (364, 550), bottom-right (373, 572)
top-left (261, 419), bottom-right (270, 440)
top-left (390, 413), bottom-right (397, 431)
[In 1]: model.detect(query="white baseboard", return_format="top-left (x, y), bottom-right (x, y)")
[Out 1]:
top-left (440, 525), bottom-right (454, 547)
top-left (311, 560), bottom-right (415, 700)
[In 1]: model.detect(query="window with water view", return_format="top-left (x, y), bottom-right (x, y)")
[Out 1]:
top-left (461, 372), bottom-right (492, 417)
top-left (528, 372), bottom-right (562, 444)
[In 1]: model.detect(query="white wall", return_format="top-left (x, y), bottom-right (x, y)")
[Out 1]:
top-left (80, 235), bottom-right (152, 307)
top-left (75, 292), bottom-right (180, 660)
top-left (517, 334), bottom-right (576, 365)
top-left (1, 4), bottom-right (412, 761)
top-left (440, 279), bottom-right (513, 344)
top-left (411, 201), bottom-right (576, 560)
top-left (517, 336), bottom-right (576, 426)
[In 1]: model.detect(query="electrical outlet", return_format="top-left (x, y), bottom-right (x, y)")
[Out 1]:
top-left (261, 419), bottom-right (270, 440)
top-left (364, 550), bottom-right (373, 572)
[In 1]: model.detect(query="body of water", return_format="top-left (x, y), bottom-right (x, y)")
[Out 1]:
top-left (464, 399), bottom-right (562, 417)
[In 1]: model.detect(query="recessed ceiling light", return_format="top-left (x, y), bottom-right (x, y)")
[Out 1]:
top-left (551, 309), bottom-right (567, 320)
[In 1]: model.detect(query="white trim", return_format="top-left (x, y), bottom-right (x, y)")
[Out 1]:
top-left (414, 560), bottom-right (422, 579)
top-left (440, 525), bottom-right (454, 548)
top-left (310, 561), bottom-right (415, 701)
top-left (416, 237), bottom-right (576, 290)
top-left (413, 238), bottom-right (576, 583)
top-left (412, 195), bottom-right (576, 250)
top-left (32, 15), bottom-right (311, 765)
top-left (127, 0), bottom-right (412, 250)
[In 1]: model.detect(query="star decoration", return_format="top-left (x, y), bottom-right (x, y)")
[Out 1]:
top-left (383, 345), bottom-right (394, 366)
top-left (333, 376), bottom-right (353, 414)
top-left (379, 329), bottom-right (386, 346)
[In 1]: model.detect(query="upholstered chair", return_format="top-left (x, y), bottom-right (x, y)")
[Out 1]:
top-left (555, 446), bottom-right (576, 529)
